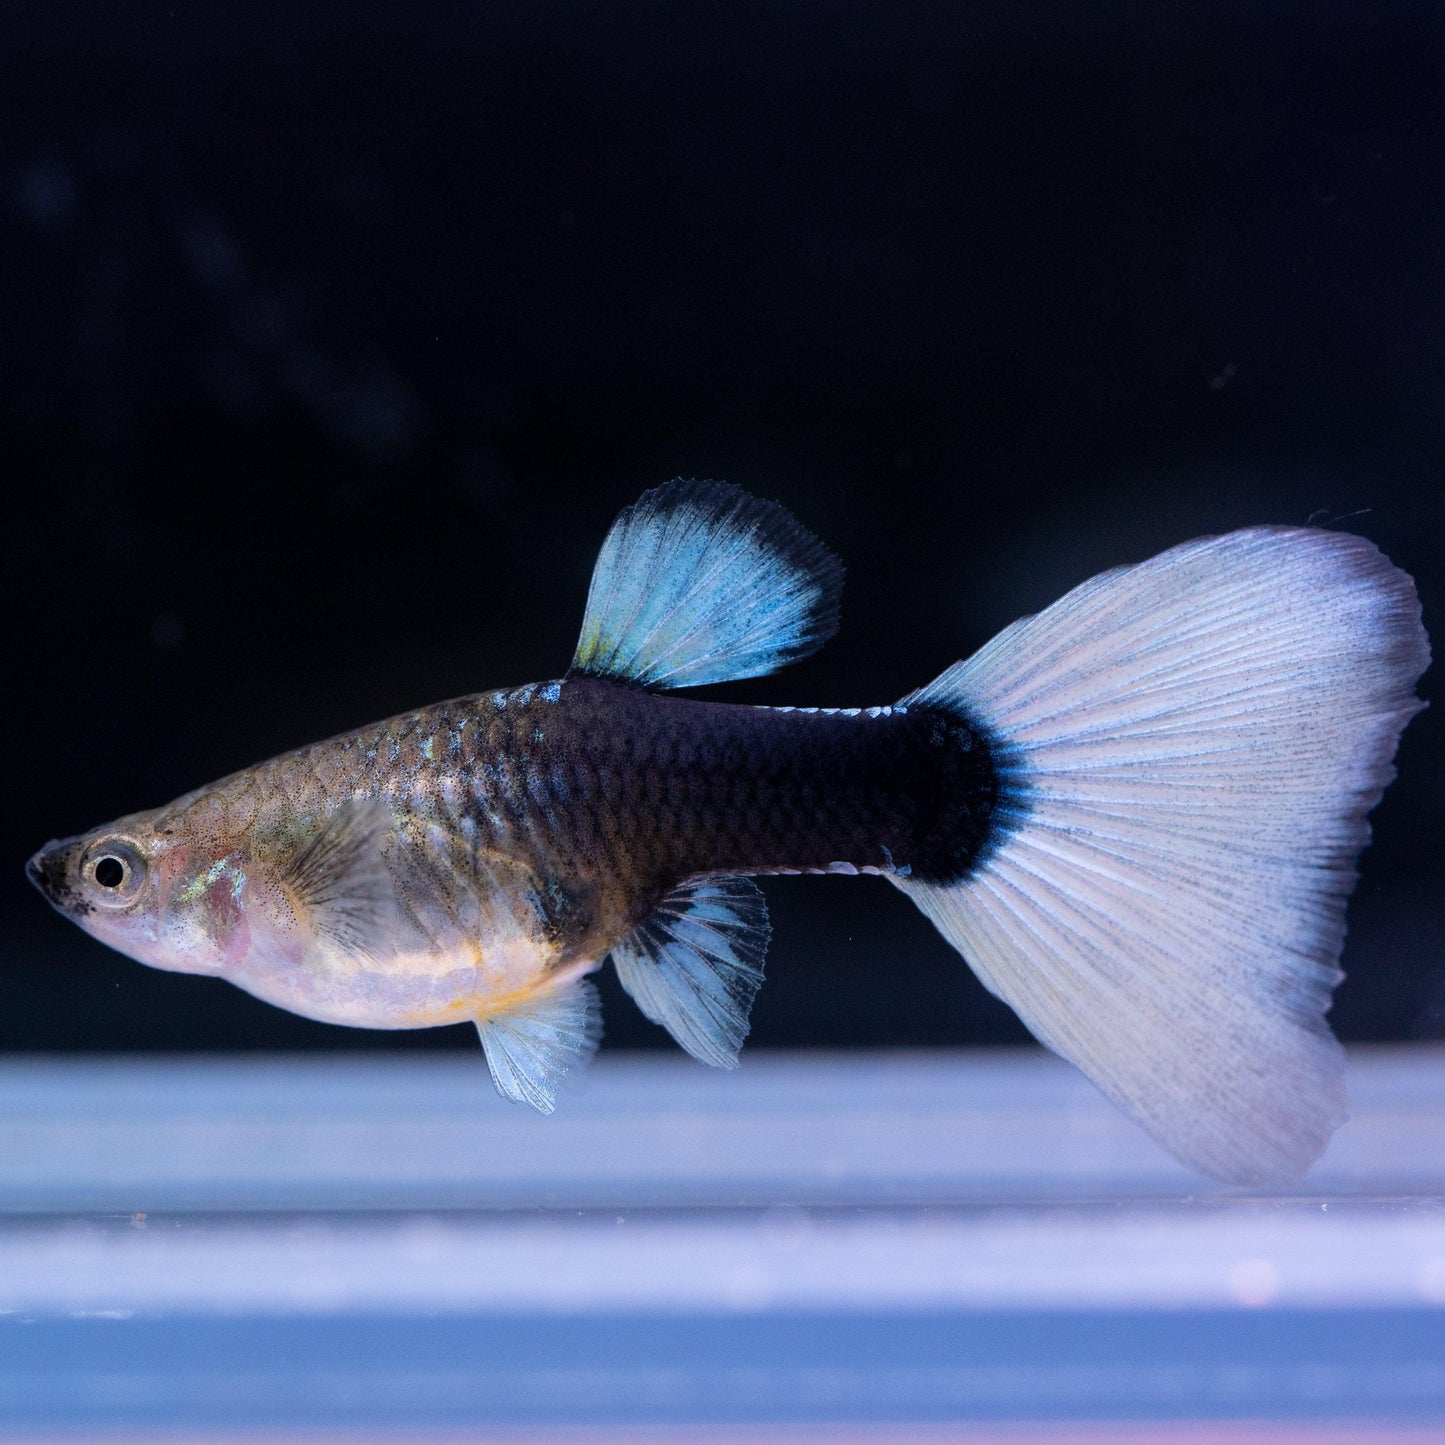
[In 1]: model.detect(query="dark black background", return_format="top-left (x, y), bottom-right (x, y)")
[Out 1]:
top-left (4, 1), bottom-right (1441, 1053)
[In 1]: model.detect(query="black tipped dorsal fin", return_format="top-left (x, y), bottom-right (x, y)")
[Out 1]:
top-left (571, 479), bottom-right (843, 689)
top-left (610, 875), bottom-right (769, 1068)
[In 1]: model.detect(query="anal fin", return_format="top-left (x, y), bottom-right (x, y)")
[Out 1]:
top-left (611, 876), bottom-right (770, 1069)
top-left (475, 975), bottom-right (602, 1114)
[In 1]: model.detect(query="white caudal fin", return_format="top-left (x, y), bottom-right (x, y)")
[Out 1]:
top-left (571, 479), bottom-right (843, 689)
top-left (475, 975), bottom-right (602, 1114)
top-left (895, 527), bottom-right (1428, 1185)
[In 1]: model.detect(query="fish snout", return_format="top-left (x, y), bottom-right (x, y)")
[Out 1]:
top-left (26, 846), bottom-right (52, 893)
top-left (26, 842), bottom-right (70, 907)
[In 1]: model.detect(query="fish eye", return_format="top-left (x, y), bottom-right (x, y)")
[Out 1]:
top-left (82, 839), bottom-right (147, 908)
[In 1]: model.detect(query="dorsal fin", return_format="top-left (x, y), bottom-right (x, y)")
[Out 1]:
top-left (610, 875), bottom-right (770, 1068)
top-left (475, 975), bottom-right (602, 1114)
top-left (571, 479), bottom-right (843, 690)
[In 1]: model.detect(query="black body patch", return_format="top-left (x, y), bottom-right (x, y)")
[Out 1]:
top-left (533, 679), bottom-right (1008, 889)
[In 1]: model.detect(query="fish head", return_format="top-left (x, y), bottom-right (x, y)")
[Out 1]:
top-left (27, 807), bottom-right (259, 978)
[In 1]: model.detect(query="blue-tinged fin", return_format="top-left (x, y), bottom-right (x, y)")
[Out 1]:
top-left (475, 975), bottom-right (602, 1114)
top-left (571, 479), bottom-right (843, 689)
top-left (611, 876), bottom-right (769, 1068)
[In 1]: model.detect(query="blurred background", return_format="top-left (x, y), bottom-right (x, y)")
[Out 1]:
top-left (4, 0), bottom-right (1441, 1055)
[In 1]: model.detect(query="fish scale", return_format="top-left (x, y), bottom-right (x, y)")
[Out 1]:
top-left (445, 679), bottom-right (1000, 894)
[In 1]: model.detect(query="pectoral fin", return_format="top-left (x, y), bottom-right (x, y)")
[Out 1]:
top-left (475, 975), bottom-right (602, 1114)
top-left (275, 798), bottom-right (395, 959)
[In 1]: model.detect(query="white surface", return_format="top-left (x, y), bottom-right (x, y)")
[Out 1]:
top-left (6, 1203), bottom-right (1445, 1316)
top-left (1, 1046), bottom-right (1442, 1213)
top-left (2, 1047), bottom-right (1443, 1432)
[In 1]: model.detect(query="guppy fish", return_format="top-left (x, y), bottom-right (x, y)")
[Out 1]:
top-left (28, 480), bottom-right (1429, 1183)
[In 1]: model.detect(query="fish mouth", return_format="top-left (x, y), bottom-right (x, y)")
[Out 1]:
top-left (26, 842), bottom-right (74, 911)
top-left (25, 847), bottom-right (51, 894)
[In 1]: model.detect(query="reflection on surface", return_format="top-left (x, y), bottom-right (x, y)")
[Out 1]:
top-left (1, 1049), bottom-right (1442, 1433)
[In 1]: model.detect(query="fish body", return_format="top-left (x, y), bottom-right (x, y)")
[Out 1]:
top-left (36, 676), bottom-right (998, 1031)
top-left (29, 479), bottom-right (1429, 1181)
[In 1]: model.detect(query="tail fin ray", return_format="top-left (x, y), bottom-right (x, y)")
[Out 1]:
top-left (897, 526), bottom-right (1427, 1184)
